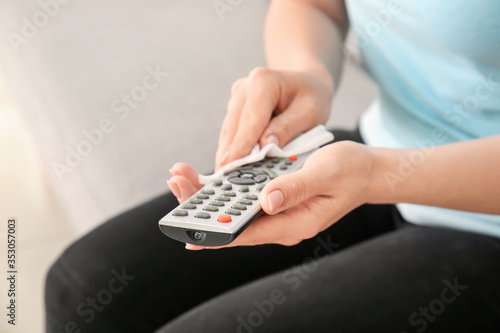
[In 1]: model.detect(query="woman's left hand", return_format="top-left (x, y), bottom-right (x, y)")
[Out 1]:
top-left (168, 141), bottom-right (377, 250)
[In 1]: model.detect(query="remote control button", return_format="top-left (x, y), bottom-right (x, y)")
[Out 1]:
top-left (181, 204), bottom-right (196, 210)
top-left (189, 199), bottom-right (203, 204)
top-left (263, 168), bottom-right (278, 179)
top-left (225, 208), bottom-right (241, 216)
top-left (203, 206), bottom-right (219, 212)
top-left (279, 165), bottom-right (288, 170)
top-left (277, 156), bottom-right (285, 160)
top-left (196, 194), bottom-right (209, 199)
top-left (271, 158), bottom-right (280, 163)
top-left (237, 199), bottom-right (253, 205)
top-left (201, 189), bottom-right (215, 195)
top-left (290, 155), bottom-right (298, 161)
top-left (253, 162), bottom-right (262, 167)
top-left (231, 204), bottom-right (247, 210)
top-left (217, 214), bottom-right (232, 223)
top-left (239, 186), bottom-right (249, 192)
top-left (222, 184), bottom-right (233, 191)
top-left (213, 179), bottom-right (223, 186)
top-left (238, 166), bottom-right (253, 170)
top-left (243, 194), bottom-right (258, 200)
top-left (195, 212), bottom-right (211, 219)
top-left (241, 173), bottom-right (254, 179)
top-left (222, 191), bottom-right (236, 197)
top-left (215, 196), bottom-right (230, 202)
top-left (266, 163), bottom-right (274, 168)
top-left (284, 160), bottom-right (292, 165)
top-left (225, 171), bottom-right (241, 178)
top-left (209, 201), bottom-right (225, 207)
top-left (254, 174), bottom-right (267, 183)
top-left (228, 177), bottom-right (255, 185)
top-left (172, 210), bottom-right (188, 216)
top-left (256, 184), bottom-right (265, 191)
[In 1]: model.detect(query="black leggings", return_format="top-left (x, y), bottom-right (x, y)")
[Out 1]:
top-left (45, 129), bottom-right (500, 333)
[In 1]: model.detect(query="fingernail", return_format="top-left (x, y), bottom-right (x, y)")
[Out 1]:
top-left (267, 190), bottom-right (284, 212)
top-left (267, 134), bottom-right (279, 146)
top-left (219, 151), bottom-right (230, 166)
top-left (169, 168), bottom-right (178, 176)
top-left (167, 179), bottom-right (181, 198)
top-left (185, 244), bottom-right (205, 250)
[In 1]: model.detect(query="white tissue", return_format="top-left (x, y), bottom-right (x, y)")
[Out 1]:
top-left (198, 125), bottom-right (334, 184)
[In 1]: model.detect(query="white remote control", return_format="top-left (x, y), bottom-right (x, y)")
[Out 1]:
top-left (159, 150), bottom-right (315, 246)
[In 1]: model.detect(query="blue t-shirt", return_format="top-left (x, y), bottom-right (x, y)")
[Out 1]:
top-left (345, 0), bottom-right (500, 237)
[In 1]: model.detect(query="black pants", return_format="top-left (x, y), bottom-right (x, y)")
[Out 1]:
top-left (45, 129), bottom-right (500, 333)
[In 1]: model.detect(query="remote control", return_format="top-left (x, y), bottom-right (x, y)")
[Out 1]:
top-left (159, 150), bottom-right (315, 246)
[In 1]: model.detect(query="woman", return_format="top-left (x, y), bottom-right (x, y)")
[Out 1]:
top-left (46, 0), bottom-right (500, 332)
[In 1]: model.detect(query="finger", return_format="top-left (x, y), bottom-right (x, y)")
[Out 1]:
top-left (258, 99), bottom-right (317, 148)
top-left (200, 198), bottom-right (330, 249)
top-left (167, 175), bottom-right (199, 203)
top-left (227, 68), bottom-right (280, 163)
top-left (260, 166), bottom-right (324, 214)
top-left (215, 79), bottom-right (247, 168)
top-left (169, 163), bottom-right (202, 188)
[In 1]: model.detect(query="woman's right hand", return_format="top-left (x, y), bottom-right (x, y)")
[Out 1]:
top-left (215, 67), bottom-right (335, 169)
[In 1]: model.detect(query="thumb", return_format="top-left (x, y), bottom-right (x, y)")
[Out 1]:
top-left (260, 168), bottom-right (320, 214)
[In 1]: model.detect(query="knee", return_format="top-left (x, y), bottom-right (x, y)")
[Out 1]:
top-left (45, 244), bottom-right (88, 329)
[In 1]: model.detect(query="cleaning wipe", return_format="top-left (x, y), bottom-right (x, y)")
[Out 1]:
top-left (198, 125), bottom-right (334, 184)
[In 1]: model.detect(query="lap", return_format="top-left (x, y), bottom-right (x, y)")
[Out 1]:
top-left (45, 189), bottom-right (395, 332)
top-left (158, 225), bottom-right (500, 333)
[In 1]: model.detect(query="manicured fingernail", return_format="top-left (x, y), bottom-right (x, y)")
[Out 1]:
top-left (185, 244), bottom-right (205, 250)
top-left (267, 134), bottom-right (279, 146)
top-left (267, 190), bottom-right (284, 212)
top-left (167, 179), bottom-right (181, 198)
top-left (219, 151), bottom-right (230, 166)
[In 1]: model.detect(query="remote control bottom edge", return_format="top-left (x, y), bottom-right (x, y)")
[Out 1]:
top-left (159, 211), bottom-right (263, 246)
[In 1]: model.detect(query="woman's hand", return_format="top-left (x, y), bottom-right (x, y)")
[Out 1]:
top-left (168, 141), bottom-right (376, 250)
top-left (215, 68), bottom-right (334, 169)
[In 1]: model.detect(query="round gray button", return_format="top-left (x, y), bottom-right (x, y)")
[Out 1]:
top-left (237, 199), bottom-right (253, 205)
top-left (225, 208), bottom-right (241, 216)
top-left (202, 189), bottom-right (215, 195)
top-left (243, 194), bottom-right (258, 200)
top-left (203, 206), bottom-right (219, 212)
top-left (172, 210), bottom-right (188, 216)
top-left (195, 212), bottom-right (211, 219)
top-left (189, 199), bottom-right (203, 205)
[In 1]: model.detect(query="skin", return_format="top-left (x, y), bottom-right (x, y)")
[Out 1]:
top-left (167, 0), bottom-right (500, 250)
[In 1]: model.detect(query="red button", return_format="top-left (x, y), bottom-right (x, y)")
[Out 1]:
top-left (217, 214), bottom-right (232, 223)
top-left (289, 155), bottom-right (297, 161)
